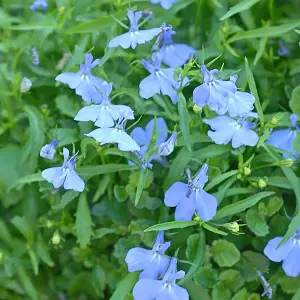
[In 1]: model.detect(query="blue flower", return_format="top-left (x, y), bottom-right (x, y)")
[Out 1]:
top-left (42, 148), bottom-right (85, 192)
top-left (164, 164), bottom-right (218, 222)
top-left (20, 77), bottom-right (32, 93)
top-left (150, 0), bottom-right (178, 10)
top-left (32, 48), bottom-right (40, 65)
top-left (30, 0), bottom-right (48, 12)
top-left (264, 228), bottom-right (300, 277)
top-left (158, 132), bottom-right (177, 156)
top-left (126, 231), bottom-right (171, 279)
top-left (193, 66), bottom-right (255, 117)
top-left (40, 139), bottom-right (58, 160)
top-left (278, 40), bottom-right (290, 56)
top-left (266, 113), bottom-right (300, 160)
top-left (86, 119), bottom-right (140, 152)
top-left (130, 118), bottom-right (168, 168)
top-left (154, 24), bottom-right (196, 67)
top-left (139, 52), bottom-right (188, 104)
top-left (55, 53), bottom-right (104, 104)
top-left (75, 81), bottom-right (134, 128)
top-left (108, 10), bottom-right (161, 50)
top-left (203, 114), bottom-right (259, 148)
top-left (132, 257), bottom-right (189, 300)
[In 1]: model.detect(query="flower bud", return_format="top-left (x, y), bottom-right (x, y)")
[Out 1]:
top-left (51, 231), bottom-right (61, 245)
top-left (193, 105), bottom-right (202, 113)
top-left (278, 158), bottom-right (293, 167)
top-left (224, 222), bottom-right (240, 233)
top-left (20, 77), bottom-right (32, 93)
top-left (243, 167), bottom-right (251, 176)
top-left (270, 117), bottom-right (278, 126)
top-left (258, 179), bottom-right (267, 189)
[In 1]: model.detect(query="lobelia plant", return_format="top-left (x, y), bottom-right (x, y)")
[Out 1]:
top-left (2, 0), bottom-right (300, 299)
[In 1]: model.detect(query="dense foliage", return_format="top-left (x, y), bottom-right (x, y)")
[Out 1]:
top-left (1, 0), bottom-right (300, 299)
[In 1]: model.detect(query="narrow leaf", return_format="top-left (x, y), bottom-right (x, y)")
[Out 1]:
top-left (205, 170), bottom-right (239, 192)
top-left (144, 220), bottom-right (198, 232)
top-left (110, 272), bottom-right (139, 300)
top-left (77, 164), bottom-right (138, 177)
top-left (135, 170), bottom-right (147, 206)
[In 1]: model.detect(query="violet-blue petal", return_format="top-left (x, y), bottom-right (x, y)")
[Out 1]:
top-left (282, 245), bottom-right (300, 277)
top-left (145, 118), bottom-right (168, 145)
top-left (192, 164), bottom-right (208, 189)
top-left (64, 170), bottom-right (85, 192)
top-left (40, 139), bottom-right (57, 160)
top-left (131, 128), bottom-right (148, 147)
top-left (192, 84), bottom-right (210, 107)
top-left (174, 193), bottom-right (196, 221)
top-left (133, 279), bottom-right (163, 300)
top-left (263, 237), bottom-right (294, 262)
top-left (139, 74), bottom-right (161, 99)
top-left (164, 182), bottom-right (188, 207)
top-left (140, 255), bottom-right (171, 279)
top-left (195, 189), bottom-right (218, 222)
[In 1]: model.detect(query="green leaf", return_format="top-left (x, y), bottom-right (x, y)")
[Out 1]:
top-left (254, 37), bottom-right (268, 65)
top-left (77, 164), bottom-right (138, 177)
top-left (220, 0), bottom-right (260, 21)
top-left (280, 215), bottom-right (300, 247)
top-left (55, 94), bottom-right (81, 118)
top-left (193, 144), bottom-right (231, 161)
top-left (292, 287), bottom-right (300, 300)
top-left (17, 267), bottom-right (38, 300)
top-left (293, 132), bottom-right (300, 154)
top-left (11, 216), bottom-right (34, 245)
top-left (202, 223), bottom-right (228, 235)
top-left (279, 275), bottom-right (300, 294)
top-left (245, 208), bottom-right (269, 236)
top-left (93, 228), bottom-right (116, 240)
top-left (51, 128), bottom-right (80, 147)
top-left (28, 249), bottom-right (39, 275)
top-left (66, 12), bottom-right (124, 34)
top-left (245, 57), bottom-right (264, 126)
top-left (205, 170), bottom-right (239, 192)
top-left (164, 147), bottom-right (193, 189)
top-left (0, 218), bottom-right (13, 248)
top-left (144, 220), bottom-right (198, 232)
top-left (194, 267), bottom-right (218, 288)
top-left (8, 173), bottom-right (43, 191)
top-left (179, 231), bottom-right (205, 285)
top-left (232, 288), bottom-right (248, 300)
top-left (289, 85), bottom-right (300, 118)
top-left (75, 193), bottom-right (94, 248)
top-left (219, 269), bottom-right (245, 293)
top-left (113, 185), bottom-right (127, 202)
top-left (135, 169), bottom-right (147, 206)
top-left (178, 92), bottom-right (192, 152)
top-left (214, 191), bottom-right (274, 220)
top-left (212, 282), bottom-right (232, 300)
top-left (110, 272), bottom-right (139, 300)
top-left (10, 23), bottom-right (56, 30)
top-left (52, 191), bottom-right (80, 211)
top-left (228, 19), bottom-right (300, 43)
top-left (267, 197), bottom-right (283, 217)
top-left (36, 233), bottom-right (54, 267)
top-left (211, 239), bottom-right (241, 267)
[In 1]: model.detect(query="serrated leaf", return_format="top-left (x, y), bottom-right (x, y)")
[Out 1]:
top-left (178, 92), bottom-right (192, 152)
top-left (220, 0), bottom-right (260, 21)
top-left (75, 193), bottom-right (94, 248)
top-left (144, 220), bottom-right (198, 232)
top-left (110, 272), bottom-right (139, 300)
top-left (214, 191), bottom-right (274, 220)
top-left (212, 240), bottom-right (240, 267)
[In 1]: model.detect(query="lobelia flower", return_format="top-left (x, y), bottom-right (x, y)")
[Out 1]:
top-left (20, 77), bottom-right (32, 93)
top-left (125, 231), bottom-right (171, 279)
top-left (139, 52), bottom-right (188, 104)
top-left (40, 139), bottom-right (58, 160)
top-left (30, 0), bottom-right (48, 12)
top-left (130, 118), bottom-right (168, 168)
top-left (264, 228), bottom-right (300, 277)
top-left (42, 148), bottom-right (85, 192)
top-left (266, 113), bottom-right (300, 160)
top-left (278, 40), bottom-right (290, 56)
top-left (75, 81), bottom-right (134, 128)
top-left (154, 23), bottom-right (196, 67)
top-left (55, 53), bottom-right (104, 104)
top-left (85, 118), bottom-right (140, 152)
top-left (157, 132), bottom-right (177, 156)
top-left (150, 0), bottom-right (178, 10)
top-left (32, 48), bottom-right (40, 65)
top-left (203, 113), bottom-right (259, 149)
top-left (108, 10), bottom-right (161, 50)
top-left (133, 257), bottom-right (189, 300)
top-left (164, 164), bottom-right (218, 222)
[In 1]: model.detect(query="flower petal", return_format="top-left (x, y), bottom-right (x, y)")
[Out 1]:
top-left (263, 237), bottom-right (294, 262)
top-left (108, 32), bottom-right (133, 49)
top-left (125, 247), bottom-right (153, 272)
top-left (195, 189), bottom-right (218, 222)
top-left (164, 182), bottom-right (188, 207)
top-left (133, 279), bottom-right (163, 300)
top-left (174, 194), bottom-right (195, 221)
top-left (42, 167), bottom-right (64, 188)
top-left (55, 72), bottom-right (82, 89)
top-left (193, 84), bottom-right (210, 107)
top-left (282, 245), bottom-right (300, 277)
top-left (74, 105), bottom-right (100, 123)
top-left (139, 74), bottom-right (161, 99)
top-left (64, 170), bottom-right (85, 192)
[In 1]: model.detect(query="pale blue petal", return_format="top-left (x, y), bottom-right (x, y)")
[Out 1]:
top-left (63, 148), bottom-right (69, 165)
top-left (232, 126), bottom-right (258, 148)
top-left (267, 129), bottom-right (291, 149)
top-left (55, 72), bottom-right (82, 89)
top-left (195, 189), bottom-right (218, 222)
top-left (125, 247), bottom-right (153, 272)
top-left (158, 132), bottom-right (177, 156)
top-left (74, 105), bottom-right (100, 123)
top-left (42, 167), bottom-right (63, 187)
top-left (193, 84), bottom-right (210, 107)
top-left (136, 28), bottom-right (162, 44)
top-left (130, 127), bottom-right (148, 146)
top-left (145, 118), bottom-right (168, 145)
top-left (140, 255), bottom-right (170, 279)
top-left (139, 74), bottom-right (161, 99)
top-left (164, 182), bottom-right (188, 207)
top-left (169, 285), bottom-right (189, 300)
top-left (207, 130), bottom-right (234, 145)
top-left (226, 91), bottom-right (255, 117)
top-left (174, 192), bottom-right (196, 221)
top-left (64, 170), bottom-right (85, 192)
top-left (282, 245), bottom-right (300, 277)
top-left (192, 164), bottom-right (208, 189)
top-left (203, 115), bottom-right (234, 131)
top-left (108, 32), bottom-right (132, 49)
top-left (159, 75), bottom-right (178, 104)
top-left (75, 78), bottom-right (101, 104)
top-left (94, 108), bottom-right (115, 128)
top-left (133, 279), bottom-right (163, 300)
top-left (264, 237), bottom-right (294, 262)
top-left (112, 105), bottom-right (135, 121)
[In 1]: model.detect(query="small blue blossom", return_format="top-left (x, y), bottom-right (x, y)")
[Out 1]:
top-left (74, 81), bottom-right (134, 128)
top-left (150, 0), bottom-right (178, 10)
top-left (42, 148), bottom-right (85, 192)
top-left (20, 77), bottom-right (32, 93)
top-left (108, 10), bottom-right (161, 50)
top-left (139, 52), bottom-right (188, 104)
top-left (132, 257), bottom-right (189, 300)
top-left (154, 24), bottom-right (196, 67)
top-left (158, 132), bottom-right (177, 156)
top-left (30, 0), bottom-right (48, 12)
top-left (55, 53), bottom-right (104, 104)
top-left (130, 118), bottom-right (168, 168)
top-left (85, 119), bottom-right (140, 152)
top-left (40, 139), bottom-right (58, 160)
top-left (264, 228), bottom-right (300, 277)
top-left (266, 113), bottom-right (300, 160)
top-left (125, 231), bottom-right (171, 279)
top-left (164, 164), bottom-right (218, 222)
top-left (32, 48), bottom-right (40, 65)
top-left (278, 40), bottom-right (290, 56)
top-left (203, 114), bottom-right (259, 148)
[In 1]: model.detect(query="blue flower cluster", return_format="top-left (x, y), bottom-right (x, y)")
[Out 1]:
top-left (126, 232), bottom-right (189, 300)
